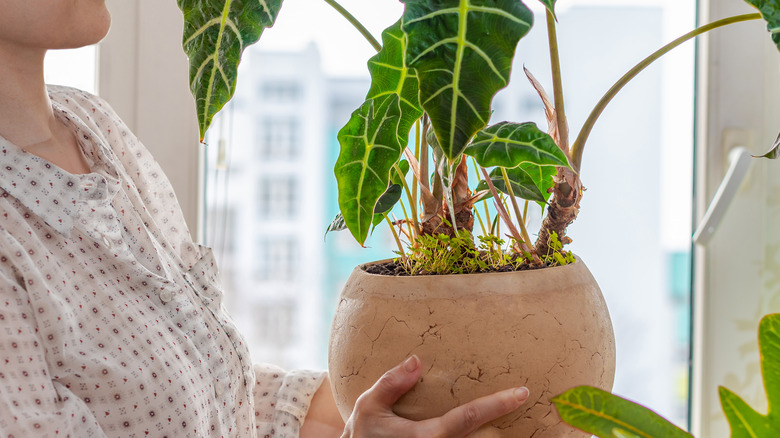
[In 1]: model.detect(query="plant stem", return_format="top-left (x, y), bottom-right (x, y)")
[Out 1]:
top-left (570, 12), bottom-right (761, 171)
top-left (323, 0), bottom-right (382, 52)
top-left (412, 121), bottom-right (420, 229)
top-left (500, 167), bottom-right (534, 249)
top-left (394, 163), bottom-right (419, 239)
top-left (384, 214), bottom-right (406, 260)
top-left (523, 200), bottom-right (529, 224)
top-left (397, 198), bottom-right (414, 242)
top-left (546, 8), bottom-right (569, 151)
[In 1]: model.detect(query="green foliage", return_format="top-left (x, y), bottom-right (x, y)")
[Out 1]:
top-left (401, 0), bottom-right (534, 160)
top-left (334, 18), bottom-right (423, 245)
top-left (541, 231), bottom-right (575, 266)
top-left (719, 313), bottom-right (780, 437)
top-left (179, 0), bottom-right (780, 263)
top-left (552, 386), bottom-right (693, 438)
top-left (476, 163), bottom-right (557, 205)
top-left (372, 184), bottom-right (404, 227)
top-left (744, 0), bottom-right (780, 50)
top-left (399, 229), bottom-right (527, 275)
top-left (335, 97), bottom-right (405, 245)
top-left (465, 122), bottom-right (570, 169)
top-left (365, 20), bottom-right (423, 142)
top-left (178, 0), bottom-right (282, 140)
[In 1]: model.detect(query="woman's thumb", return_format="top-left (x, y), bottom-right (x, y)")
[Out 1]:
top-left (362, 355), bottom-right (422, 408)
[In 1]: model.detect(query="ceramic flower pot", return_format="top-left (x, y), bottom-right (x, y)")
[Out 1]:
top-left (328, 257), bottom-right (616, 437)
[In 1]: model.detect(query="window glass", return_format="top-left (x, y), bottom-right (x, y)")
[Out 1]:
top-left (203, 0), bottom-right (695, 427)
top-left (44, 47), bottom-right (97, 93)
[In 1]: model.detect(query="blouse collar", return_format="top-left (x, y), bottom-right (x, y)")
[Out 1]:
top-left (0, 102), bottom-right (122, 236)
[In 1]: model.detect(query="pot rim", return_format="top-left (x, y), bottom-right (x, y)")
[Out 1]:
top-left (357, 254), bottom-right (583, 279)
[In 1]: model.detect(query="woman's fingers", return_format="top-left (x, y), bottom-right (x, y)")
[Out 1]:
top-left (359, 355), bottom-right (422, 409)
top-left (344, 356), bottom-right (530, 438)
top-left (434, 386), bottom-right (530, 437)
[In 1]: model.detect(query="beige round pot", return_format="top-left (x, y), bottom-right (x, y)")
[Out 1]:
top-left (328, 257), bottom-right (615, 437)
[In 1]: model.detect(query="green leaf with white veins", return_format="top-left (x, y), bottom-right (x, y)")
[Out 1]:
top-left (335, 96), bottom-right (404, 245)
top-left (178, 0), bottom-right (282, 140)
top-left (464, 122), bottom-right (570, 169)
top-left (366, 20), bottom-right (423, 144)
top-left (552, 386), bottom-right (693, 438)
top-left (477, 163), bottom-right (556, 205)
top-left (402, 0), bottom-right (534, 160)
top-left (744, 0), bottom-right (780, 50)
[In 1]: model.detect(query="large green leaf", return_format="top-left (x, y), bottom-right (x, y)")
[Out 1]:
top-left (335, 96), bottom-right (404, 245)
top-left (476, 163), bottom-right (556, 204)
top-left (744, 0), bottom-right (780, 50)
top-left (401, 0), bottom-right (534, 160)
top-left (178, 0), bottom-right (282, 140)
top-left (552, 386), bottom-right (693, 438)
top-left (464, 122), bottom-right (570, 169)
top-left (719, 313), bottom-right (780, 437)
top-left (366, 20), bottom-right (423, 144)
top-left (335, 19), bottom-right (423, 245)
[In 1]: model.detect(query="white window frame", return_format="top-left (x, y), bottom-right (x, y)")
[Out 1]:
top-left (98, 1), bottom-right (780, 434)
top-left (692, 0), bottom-right (780, 436)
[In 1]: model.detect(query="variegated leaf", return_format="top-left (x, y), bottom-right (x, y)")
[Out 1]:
top-left (402, 0), bottom-right (534, 160)
top-left (178, 0), bottom-right (283, 140)
top-left (464, 121), bottom-right (570, 169)
top-left (476, 162), bottom-right (556, 204)
top-left (335, 96), bottom-right (404, 245)
top-left (366, 19), bottom-right (423, 144)
top-left (552, 386), bottom-right (693, 438)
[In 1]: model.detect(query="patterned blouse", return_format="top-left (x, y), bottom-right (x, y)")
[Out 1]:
top-left (0, 86), bottom-right (325, 437)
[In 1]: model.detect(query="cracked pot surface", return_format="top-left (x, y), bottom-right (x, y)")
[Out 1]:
top-left (328, 257), bottom-right (615, 437)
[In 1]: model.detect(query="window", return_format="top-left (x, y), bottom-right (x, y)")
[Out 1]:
top-left (257, 117), bottom-right (301, 161)
top-left (44, 47), bottom-right (97, 93)
top-left (260, 81), bottom-right (302, 102)
top-left (256, 236), bottom-right (298, 283)
top-left (257, 176), bottom-right (298, 220)
top-left (253, 300), bottom-right (297, 346)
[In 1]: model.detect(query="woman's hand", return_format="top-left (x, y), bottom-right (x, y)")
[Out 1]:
top-left (341, 355), bottom-right (530, 438)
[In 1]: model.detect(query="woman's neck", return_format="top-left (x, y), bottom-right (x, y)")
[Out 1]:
top-left (0, 42), bottom-right (57, 147)
top-left (0, 42), bottom-right (91, 175)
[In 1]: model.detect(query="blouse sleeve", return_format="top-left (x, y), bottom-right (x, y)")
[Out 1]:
top-left (253, 364), bottom-right (327, 437)
top-left (0, 237), bottom-right (106, 437)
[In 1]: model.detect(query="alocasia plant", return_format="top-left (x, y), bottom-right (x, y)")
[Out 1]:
top-left (177, 0), bottom-right (780, 270)
top-left (552, 313), bottom-right (780, 437)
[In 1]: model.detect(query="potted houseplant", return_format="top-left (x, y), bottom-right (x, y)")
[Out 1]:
top-left (176, 0), bottom-right (780, 435)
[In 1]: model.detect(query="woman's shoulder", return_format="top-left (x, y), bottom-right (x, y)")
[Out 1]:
top-left (47, 84), bottom-right (112, 110)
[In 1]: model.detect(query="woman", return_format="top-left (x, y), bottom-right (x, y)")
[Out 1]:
top-left (0, 1), bottom-right (530, 436)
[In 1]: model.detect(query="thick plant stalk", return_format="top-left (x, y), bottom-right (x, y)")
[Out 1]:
top-left (534, 167), bottom-right (580, 256)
